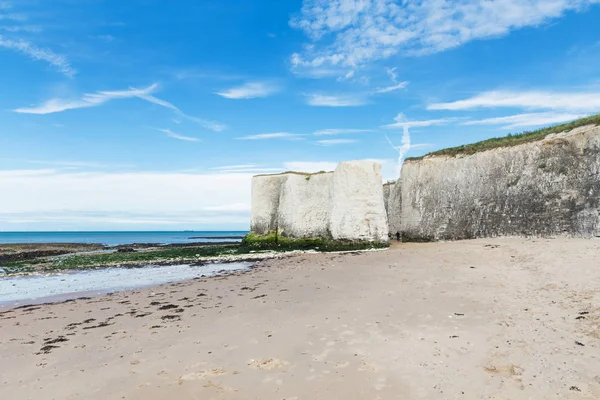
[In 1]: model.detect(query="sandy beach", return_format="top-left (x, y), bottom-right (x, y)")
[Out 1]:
top-left (1, 237), bottom-right (599, 399)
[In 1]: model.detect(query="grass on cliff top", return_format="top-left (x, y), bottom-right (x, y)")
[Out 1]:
top-left (254, 170), bottom-right (330, 178)
top-left (405, 113), bottom-right (600, 160)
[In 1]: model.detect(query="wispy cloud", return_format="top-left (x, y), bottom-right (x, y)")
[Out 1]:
top-left (383, 113), bottom-right (443, 176)
top-left (306, 93), bottom-right (366, 107)
top-left (462, 112), bottom-right (587, 129)
top-left (428, 90), bottom-right (600, 112)
top-left (216, 82), bottom-right (280, 99)
top-left (0, 25), bottom-right (41, 32)
top-left (290, 0), bottom-right (600, 69)
top-left (374, 67), bottom-right (409, 93)
top-left (210, 164), bottom-right (258, 171)
top-left (0, 36), bottom-right (75, 77)
top-left (18, 160), bottom-right (133, 170)
top-left (409, 143), bottom-right (435, 150)
top-left (15, 84), bottom-right (159, 114)
top-left (0, 13), bottom-right (25, 21)
top-left (210, 164), bottom-right (284, 174)
top-left (313, 128), bottom-right (373, 136)
top-left (382, 113), bottom-right (456, 129)
top-left (316, 139), bottom-right (358, 145)
top-left (237, 132), bottom-right (304, 140)
top-left (14, 83), bottom-right (226, 131)
top-left (283, 161), bottom-right (337, 172)
top-left (156, 128), bottom-right (200, 142)
top-left (386, 127), bottom-right (411, 178)
top-left (374, 81), bottom-right (409, 94)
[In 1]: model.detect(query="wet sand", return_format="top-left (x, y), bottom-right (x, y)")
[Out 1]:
top-left (1, 237), bottom-right (599, 399)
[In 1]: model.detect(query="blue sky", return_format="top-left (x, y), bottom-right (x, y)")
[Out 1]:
top-left (2, 0), bottom-right (600, 231)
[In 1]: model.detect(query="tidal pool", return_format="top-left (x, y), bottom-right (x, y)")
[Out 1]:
top-left (0, 262), bottom-right (252, 307)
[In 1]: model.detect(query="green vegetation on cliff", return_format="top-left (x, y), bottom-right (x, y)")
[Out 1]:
top-left (254, 170), bottom-right (330, 178)
top-left (0, 245), bottom-right (248, 275)
top-left (1, 237), bottom-right (388, 276)
top-left (406, 113), bottom-right (600, 160)
top-left (242, 232), bottom-right (389, 251)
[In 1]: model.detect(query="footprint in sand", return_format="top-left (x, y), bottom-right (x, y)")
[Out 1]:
top-left (179, 368), bottom-right (228, 382)
top-left (247, 358), bottom-right (290, 371)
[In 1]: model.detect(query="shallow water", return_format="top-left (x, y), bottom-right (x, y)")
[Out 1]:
top-left (0, 262), bottom-right (252, 307)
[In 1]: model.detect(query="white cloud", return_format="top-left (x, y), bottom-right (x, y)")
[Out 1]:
top-left (15, 84), bottom-right (159, 114)
top-left (337, 70), bottom-right (355, 81)
top-left (214, 168), bottom-right (284, 174)
top-left (313, 128), bottom-right (373, 135)
top-left (290, 0), bottom-right (600, 68)
top-left (374, 81), bottom-right (409, 93)
top-left (386, 67), bottom-right (398, 82)
top-left (209, 164), bottom-right (283, 174)
top-left (383, 113), bottom-right (442, 176)
top-left (0, 13), bottom-right (25, 21)
top-left (237, 132), bottom-right (304, 140)
top-left (211, 164), bottom-right (258, 171)
top-left (23, 160), bottom-right (132, 169)
top-left (283, 161), bottom-right (338, 172)
top-left (216, 82), bottom-right (280, 99)
top-left (307, 93), bottom-right (366, 107)
top-left (0, 35), bottom-right (75, 77)
top-left (156, 128), bottom-right (200, 142)
top-left (382, 113), bottom-right (456, 129)
top-left (316, 139), bottom-right (358, 145)
top-left (14, 83), bottom-right (226, 131)
top-left (409, 143), bottom-right (435, 149)
top-left (0, 169), bottom-right (253, 229)
top-left (0, 25), bottom-right (40, 32)
top-left (428, 90), bottom-right (600, 112)
top-left (462, 112), bottom-right (587, 129)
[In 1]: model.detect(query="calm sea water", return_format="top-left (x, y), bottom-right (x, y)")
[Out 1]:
top-left (0, 231), bottom-right (248, 246)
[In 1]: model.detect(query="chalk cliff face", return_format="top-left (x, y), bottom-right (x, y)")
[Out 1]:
top-left (250, 174), bottom-right (287, 235)
top-left (386, 182), bottom-right (402, 237)
top-left (250, 161), bottom-right (389, 242)
top-left (330, 161), bottom-right (389, 242)
top-left (277, 173), bottom-right (333, 238)
top-left (400, 125), bottom-right (600, 240)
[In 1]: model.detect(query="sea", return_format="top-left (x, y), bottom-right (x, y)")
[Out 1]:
top-left (0, 231), bottom-right (249, 246)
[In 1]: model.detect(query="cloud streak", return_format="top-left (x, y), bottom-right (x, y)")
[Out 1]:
top-left (462, 112), bottom-right (587, 129)
top-left (237, 132), bottom-right (304, 140)
top-left (156, 128), bottom-right (201, 142)
top-left (313, 128), bottom-right (373, 135)
top-left (316, 139), bottom-right (358, 145)
top-left (382, 114), bottom-right (456, 129)
top-left (14, 83), bottom-right (226, 131)
top-left (374, 81), bottom-right (409, 94)
top-left (307, 93), bottom-right (366, 107)
top-left (428, 90), bottom-right (600, 112)
top-left (0, 35), bottom-right (75, 77)
top-left (216, 81), bottom-right (280, 99)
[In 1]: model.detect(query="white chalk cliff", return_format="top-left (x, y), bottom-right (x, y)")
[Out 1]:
top-left (251, 161), bottom-right (389, 242)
